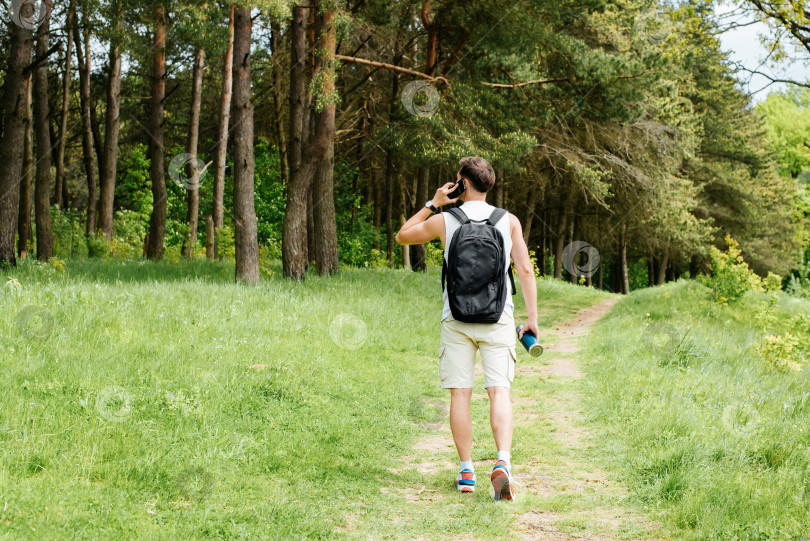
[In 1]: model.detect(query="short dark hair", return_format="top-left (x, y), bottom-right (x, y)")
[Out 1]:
top-left (458, 156), bottom-right (496, 193)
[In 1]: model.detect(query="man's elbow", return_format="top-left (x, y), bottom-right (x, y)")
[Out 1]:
top-left (516, 262), bottom-right (534, 276)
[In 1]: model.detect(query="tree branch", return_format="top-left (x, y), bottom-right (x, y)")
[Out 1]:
top-left (23, 42), bottom-right (62, 76)
top-left (335, 54), bottom-right (448, 85)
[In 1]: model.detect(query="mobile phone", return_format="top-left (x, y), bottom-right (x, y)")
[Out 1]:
top-left (447, 178), bottom-right (467, 200)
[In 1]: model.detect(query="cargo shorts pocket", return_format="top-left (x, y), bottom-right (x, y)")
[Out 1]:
top-left (438, 345), bottom-right (449, 381)
top-left (507, 345), bottom-right (517, 383)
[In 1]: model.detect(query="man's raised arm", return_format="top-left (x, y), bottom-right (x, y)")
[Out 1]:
top-left (395, 182), bottom-right (459, 245)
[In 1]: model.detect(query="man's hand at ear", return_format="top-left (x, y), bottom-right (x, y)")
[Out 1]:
top-left (395, 182), bottom-right (459, 246)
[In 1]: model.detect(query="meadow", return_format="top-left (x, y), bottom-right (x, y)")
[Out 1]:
top-left (583, 280), bottom-right (810, 540)
top-left (2, 259), bottom-right (808, 539)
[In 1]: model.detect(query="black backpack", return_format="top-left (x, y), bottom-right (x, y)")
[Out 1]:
top-left (441, 207), bottom-right (516, 323)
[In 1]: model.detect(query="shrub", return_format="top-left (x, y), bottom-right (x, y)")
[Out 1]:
top-left (700, 236), bottom-right (782, 303)
top-left (757, 332), bottom-right (803, 372)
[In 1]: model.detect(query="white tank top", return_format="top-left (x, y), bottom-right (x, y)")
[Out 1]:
top-left (441, 200), bottom-right (514, 322)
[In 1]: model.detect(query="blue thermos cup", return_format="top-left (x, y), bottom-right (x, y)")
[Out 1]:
top-left (516, 325), bottom-right (543, 357)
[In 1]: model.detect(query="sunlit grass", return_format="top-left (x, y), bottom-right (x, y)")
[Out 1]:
top-left (582, 279), bottom-right (810, 540)
top-left (1, 258), bottom-right (605, 539)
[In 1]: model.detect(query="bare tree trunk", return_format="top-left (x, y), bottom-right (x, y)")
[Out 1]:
top-left (410, 166), bottom-right (430, 271)
top-left (283, 0), bottom-right (320, 280)
top-left (540, 211), bottom-right (547, 276)
top-left (270, 19), bottom-right (288, 185)
top-left (372, 170), bottom-right (382, 249)
top-left (288, 1), bottom-right (306, 181)
top-left (74, 12), bottom-right (97, 235)
top-left (146, 3), bottom-right (167, 260)
top-left (33, 0), bottom-right (54, 261)
top-left (232, 6), bottom-right (259, 283)
top-left (523, 186), bottom-right (537, 243)
top-left (567, 215), bottom-right (577, 283)
top-left (18, 83), bottom-right (33, 259)
top-left (304, 8), bottom-right (316, 267)
top-left (620, 224), bottom-right (630, 294)
top-left (385, 164), bottom-right (394, 263)
top-left (54, 0), bottom-right (76, 210)
top-left (98, 22), bottom-right (122, 240)
top-left (205, 215), bottom-right (214, 259)
top-left (657, 246), bottom-right (669, 285)
top-left (211, 4), bottom-right (234, 259)
top-left (553, 186), bottom-right (575, 280)
top-left (495, 167), bottom-right (504, 207)
top-left (303, 185), bottom-right (313, 264)
top-left (0, 21), bottom-right (33, 266)
top-left (311, 6), bottom-right (339, 275)
top-left (399, 175), bottom-right (411, 269)
top-left (182, 47), bottom-right (205, 259)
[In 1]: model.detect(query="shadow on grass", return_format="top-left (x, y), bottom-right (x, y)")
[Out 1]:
top-left (7, 257), bottom-right (267, 285)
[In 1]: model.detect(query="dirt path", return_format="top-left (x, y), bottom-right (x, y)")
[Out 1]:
top-left (369, 297), bottom-right (665, 540)
top-left (511, 297), bottom-right (663, 540)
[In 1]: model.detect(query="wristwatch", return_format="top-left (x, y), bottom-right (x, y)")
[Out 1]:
top-left (425, 200), bottom-right (439, 213)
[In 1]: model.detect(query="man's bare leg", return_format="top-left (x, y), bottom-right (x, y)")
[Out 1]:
top-left (486, 385), bottom-right (513, 453)
top-left (449, 387), bottom-right (474, 461)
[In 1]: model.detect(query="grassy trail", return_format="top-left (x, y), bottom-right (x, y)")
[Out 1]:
top-left (512, 297), bottom-right (662, 540)
top-left (352, 296), bottom-right (665, 540)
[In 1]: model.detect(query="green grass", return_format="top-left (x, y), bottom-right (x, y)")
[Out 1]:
top-left (582, 279), bottom-right (810, 540)
top-left (0, 258), bottom-right (605, 539)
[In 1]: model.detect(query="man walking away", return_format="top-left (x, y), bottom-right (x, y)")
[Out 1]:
top-left (395, 156), bottom-right (539, 501)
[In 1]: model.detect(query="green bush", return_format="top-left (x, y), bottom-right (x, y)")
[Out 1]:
top-left (699, 235), bottom-right (782, 303)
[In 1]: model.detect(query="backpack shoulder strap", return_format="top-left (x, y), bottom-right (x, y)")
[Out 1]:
top-left (444, 207), bottom-right (470, 225)
top-left (487, 207), bottom-right (508, 226)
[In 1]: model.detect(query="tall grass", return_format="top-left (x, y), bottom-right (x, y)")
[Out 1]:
top-left (1, 258), bottom-right (605, 539)
top-left (582, 279), bottom-right (810, 540)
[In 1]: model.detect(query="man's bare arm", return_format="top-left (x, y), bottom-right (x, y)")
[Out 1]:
top-left (395, 182), bottom-right (459, 245)
top-left (509, 214), bottom-right (539, 339)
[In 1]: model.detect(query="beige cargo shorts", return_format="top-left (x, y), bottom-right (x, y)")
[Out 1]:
top-left (438, 311), bottom-right (517, 389)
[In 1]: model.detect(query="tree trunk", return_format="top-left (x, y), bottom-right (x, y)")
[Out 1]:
top-left (302, 185), bottom-right (313, 264)
top-left (0, 20), bottom-right (32, 266)
top-left (385, 162), bottom-right (395, 263)
top-left (495, 167), bottom-right (504, 207)
top-left (311, 5), bottom-right (339, 275)
top-left (372, 170), bottom-right (382, 249)
top-left (540, 210), bottom-right (547, 276)
top-left (54, 0), bottom-right (76, 210)
top-left (18, 83), bottom-right (33, 259)
top-left (567, 215), bottom-right (577, 283)
top-left (384, 71), bottom-right (399, 263)
top-left (304, 8), bottom-right (316, 268)
top-left (74, 13), bottom-right (97, 236)
top-left (98, 22), bottom-right (122, 241)
top-left (211, 4), bottom-right (234, 259)
top-left (410, 166), bottom-right (430, 271)
top-left (523, 186), bottom-right (537, 243)
top-left (288, 1), bottom-right (307, 181)
top-left (269, 19), bottom-right (289, 185)
top-left (620, 224), bottom-right (630, 294)
top-left (553, 186), bottom-right (575, 280)
top-left (182, 47), bottom-right (205, 259)
top-left (205, 215), bottom-right (214, 259)
top-left (33, 0), bottom-right (54, 261)
top-left (232, 6), bottom-right (260, 283)
top-left (657, 246), bottom-right (669, 285)
top-left (283, 0), bottom-right (327, 280)
top-left (146, 3), bottom-right (167, 260)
